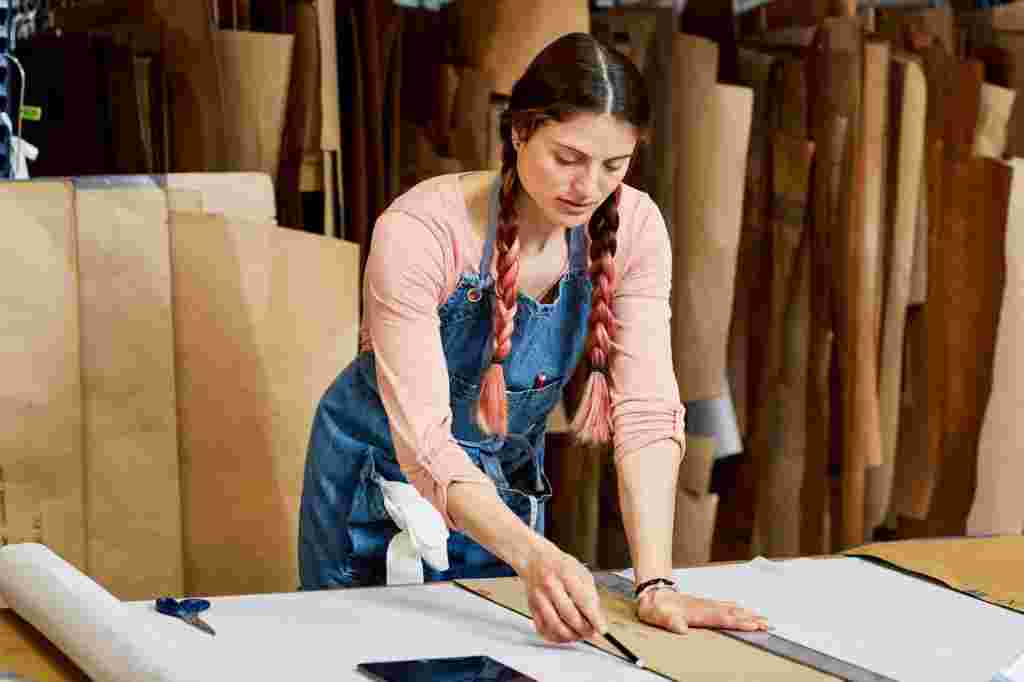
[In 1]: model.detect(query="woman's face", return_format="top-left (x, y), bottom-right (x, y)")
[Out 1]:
top-left (513, 112), bottom-right (639, 229)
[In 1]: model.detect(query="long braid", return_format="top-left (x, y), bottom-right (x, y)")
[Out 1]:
top-left (476, 166), bottom-right (522, 436)
top-left (570, 185), bottom-right (622, 444)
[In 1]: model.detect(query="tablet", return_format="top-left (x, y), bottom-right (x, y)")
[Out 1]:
top-left (356, 655), bottom-right (539, 681)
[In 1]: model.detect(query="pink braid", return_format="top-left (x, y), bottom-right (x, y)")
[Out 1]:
top-left (476, 169), bottom-right (522, 436)
top-left (570, 185), bottom-right (622, 444)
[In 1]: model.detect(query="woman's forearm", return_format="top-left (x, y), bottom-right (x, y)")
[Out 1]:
top-left (447, 480), bottom-right (550, 574)
top-left (616, 440), bottom-right (682, 586)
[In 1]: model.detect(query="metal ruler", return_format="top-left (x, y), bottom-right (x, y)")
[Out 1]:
top-left (593, 572), bottom-right (896, 682)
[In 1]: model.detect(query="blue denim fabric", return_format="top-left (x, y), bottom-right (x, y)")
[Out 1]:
top-left (298, 180), bottom-right (592, 589)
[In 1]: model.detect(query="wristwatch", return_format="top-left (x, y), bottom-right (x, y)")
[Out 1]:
top-left (634, 577), bottom-right (679, 600)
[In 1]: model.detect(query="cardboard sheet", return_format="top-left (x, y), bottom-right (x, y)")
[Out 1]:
top-left (152, 0), bottom-right (228, 171)
top-left (163, 172), bottom-right (276, 224)
top-left (317, 0), bottom-right (341, 152)
top-left (968, 159), bottom-right (1024, 537)
top-left (866, 56), bottom-right (926, 533)
top-left (752, 133), bottom-right (814, 559)
top-left (975, 84), bottom-right (1016, 160)
top-left (170, 213), bottom-right (359, 596)
top-left (0, 181), bottom-right (86, 572)
top-left (621, 556), bottom-right (1024, 682)
top-left (845, 535), bottom-right (1024, 613)
top-left (455, 0), bottom-right (590, 96)
top-left (74, 182), bottom-right (184, 601)
top-left (215, 31), bottom-right (295, 181)
top-left (673, 70), bottom-right (753, 402)
top-left (458, 576), bottom-right (835, 680)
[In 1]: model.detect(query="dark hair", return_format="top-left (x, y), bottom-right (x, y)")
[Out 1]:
top-left (476, 32), bottom-right (651, 444)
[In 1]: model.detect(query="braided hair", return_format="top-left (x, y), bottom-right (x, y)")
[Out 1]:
top-left (475, 33), bottom-right (650, 444)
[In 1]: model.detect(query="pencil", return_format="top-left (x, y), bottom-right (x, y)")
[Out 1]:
top-left (602, 630), bottom-right (644, 668)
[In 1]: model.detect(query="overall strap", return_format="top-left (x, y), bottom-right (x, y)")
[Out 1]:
top-left (568, 221), bottom-right (589, 271)
top-left (477, 174), bottom-right (503, 284)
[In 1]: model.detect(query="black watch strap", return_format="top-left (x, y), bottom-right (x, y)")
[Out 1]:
top-left (634, 577), bottom-right (677, 599)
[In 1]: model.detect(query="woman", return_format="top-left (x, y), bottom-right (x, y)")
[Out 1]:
top-left (299, 32), bottom-right (768, 643)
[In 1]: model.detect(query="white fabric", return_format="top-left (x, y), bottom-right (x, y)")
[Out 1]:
top-left (377, 476), bottom-right (450, 584)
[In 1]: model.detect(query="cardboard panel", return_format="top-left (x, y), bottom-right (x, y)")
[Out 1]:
top-left (455, 0), bottom-right (590, 97)
top-left (866, 57), bottom-right (926, 534)
top-left (74, 182), bottom-right (184, 601)
top-left (845, 535), bottom-right (1024, 613)
top-left (457, 577), bottom-right (836, 681)
top-left (215, 31), bottom-right (295, 181)
top-left (152, 0), bottom-right (228, 171)
top-left (967, 158), bottom-right (1024, 537)
top-left (171, 213), bottom-right (359, 596)
top-left (974, 83), bottom-right (1016, 159)
top-left (671, 34), bottom-right (746, 402)
top-left (164, 172), bottom-right (276, 224)
top-left (0, 181), bottom-right (86, 572)
top-left (752, 133), bottom-right (814, 559)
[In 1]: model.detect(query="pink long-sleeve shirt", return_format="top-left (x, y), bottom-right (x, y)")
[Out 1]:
top-left (360, 173), bottom-right (686, 529)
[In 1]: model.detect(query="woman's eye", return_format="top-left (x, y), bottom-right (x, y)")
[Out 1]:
top-left (555, 154), bottom-right (577, 165)
top-left (605, 162), bottom-right (625, 173)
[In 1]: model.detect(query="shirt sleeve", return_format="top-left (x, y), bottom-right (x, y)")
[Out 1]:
top-left (609, 194), bottom-right (687, 463)
top-left (363, 209), bottom-right (495, 530)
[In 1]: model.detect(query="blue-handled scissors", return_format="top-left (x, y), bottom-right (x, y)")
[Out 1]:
top-left (155, 597), bottom-right (216, 636)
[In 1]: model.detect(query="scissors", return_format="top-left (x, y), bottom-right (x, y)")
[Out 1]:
top-left (155, 596), bottom-right (216, 636)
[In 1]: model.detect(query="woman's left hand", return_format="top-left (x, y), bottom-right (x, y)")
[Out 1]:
top-left (635, 587), bottom-right (770, 634)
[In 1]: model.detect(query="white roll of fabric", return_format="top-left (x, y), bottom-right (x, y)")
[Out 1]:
top-left (0, 543), bottom-right (223, 682)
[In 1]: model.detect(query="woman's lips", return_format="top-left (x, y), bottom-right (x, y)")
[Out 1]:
top-left (556, 197), bottom-right (594, 215)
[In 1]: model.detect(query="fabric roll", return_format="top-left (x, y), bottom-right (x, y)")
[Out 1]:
top-left (974, 83), bottom-right (1016, 159)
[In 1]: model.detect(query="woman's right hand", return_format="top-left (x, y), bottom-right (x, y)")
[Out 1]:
top-left (518, 538), bottom-right (607, 643)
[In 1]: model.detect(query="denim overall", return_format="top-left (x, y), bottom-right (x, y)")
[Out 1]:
top-left (298, 180), bottom-right (593, 589)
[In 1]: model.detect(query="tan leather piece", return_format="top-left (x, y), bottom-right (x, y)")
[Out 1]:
top-left (865, 56), bottom-right (927, 534)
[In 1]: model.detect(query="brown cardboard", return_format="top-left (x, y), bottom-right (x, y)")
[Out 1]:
top-left (454, 0), bottom-right (590, 97)
top-left (317, 0), bottom-right (342, 152)
top-left (171, 212), bottom-right (359, 596)
top-left (0, 181), bottom-right (87, 572)
top-left (152, 0), bottom-right (228, 171)
top-left (968, 159), bottom-right (1024, 537)
top-left (866, 56), bottom-right (926, 534)
top-left (673, 490), bottom-right (719, 567)
top-left (215, 30), bottom-right (295, 181)
top-left (164, 172), bottom-right (276, 224)
top-left (166, 189), bottom-right (204, 213)
top-left (974, 84), bottom-right (1016, 159)
top-left (679, 435), bottom-right (715, 496)
top-left (456, 577), bottom-right (836, 680)
top-left (74, 183), bottom-right (184, 601)
top-left (751, 133), bottom-right (814, 559)
top-left (845, 536), bottom-right (1024, 613)
top-left (673, 51), bottom-right (752, 402)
